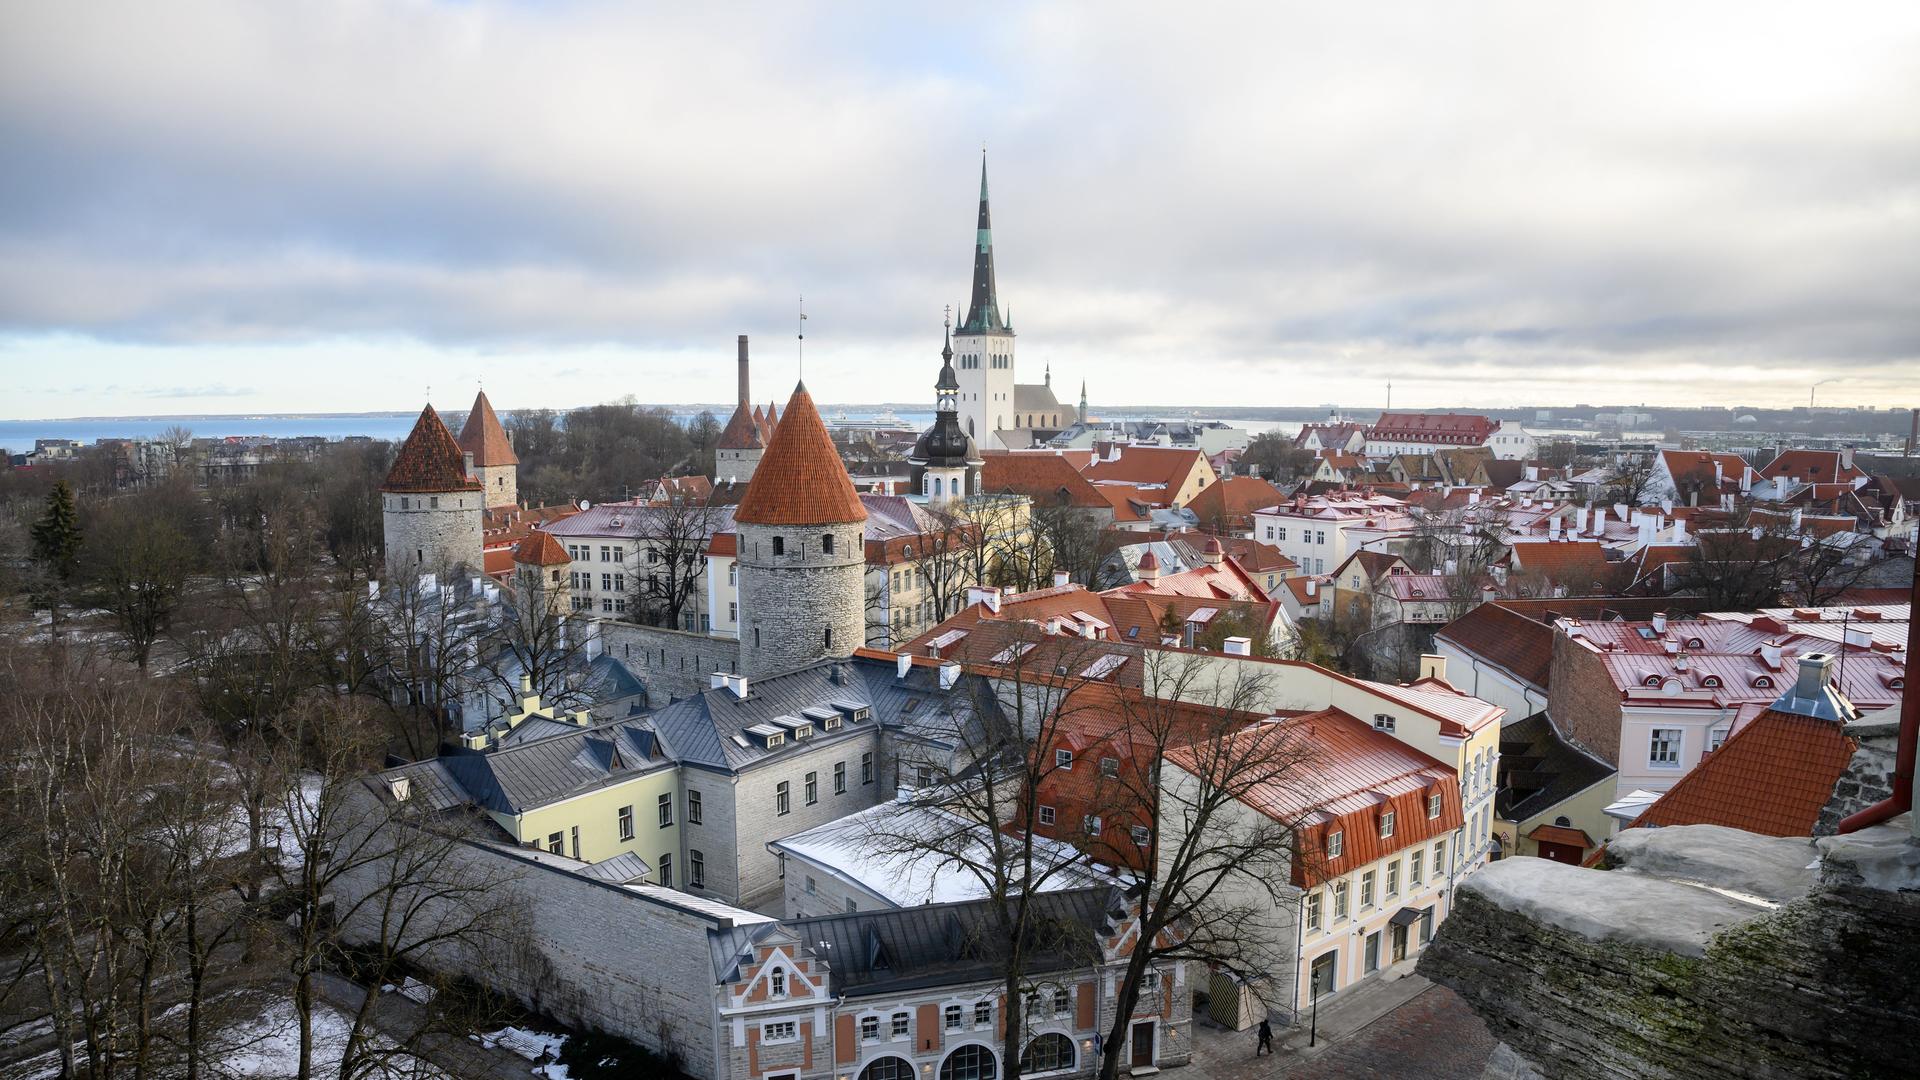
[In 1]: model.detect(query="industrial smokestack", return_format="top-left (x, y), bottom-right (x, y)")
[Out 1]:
top-left (737, 335), bottom-right (751, 407)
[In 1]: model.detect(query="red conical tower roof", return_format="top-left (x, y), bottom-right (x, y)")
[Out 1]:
top-left (718, 401), bottom-right (765, 450)
top-left (513, 529), bottom-right (571, 566)
top-left (733, 383), bottom-right (867, 526)
top-left (383, 405), bottom-right (482, 493)
top-left (457, 390), bottom-right (518, 467)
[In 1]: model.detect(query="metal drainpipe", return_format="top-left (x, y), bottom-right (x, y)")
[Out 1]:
top-left (1836, 557), bottom-right (1917, 834)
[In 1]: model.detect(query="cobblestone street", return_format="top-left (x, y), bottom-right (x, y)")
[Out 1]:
top-left (1188, 979), bottom-right (1495, 1080)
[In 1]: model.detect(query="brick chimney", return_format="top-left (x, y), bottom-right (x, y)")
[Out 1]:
top-left (737, 334), bottom-right (751, 407)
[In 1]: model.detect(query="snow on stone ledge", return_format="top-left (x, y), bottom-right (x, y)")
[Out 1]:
top-left (1458, 856), bottom-right (1767, 958)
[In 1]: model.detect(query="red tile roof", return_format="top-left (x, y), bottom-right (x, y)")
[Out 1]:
top-left (1759, 449), bottom-right (1865, 486)
top-left (732, 383), bottom-right (867, 526)
top-left (1628, 707), bottom-right (1855, 836)
top-left (1435, 602), bottom-right (1553, 688)
top-left (513, 529), bottom-right (571, 566)
top-left (1366, 412), bottom-right (1497, 444)
top-left (382, 405), bottom-right (482, 493)
top-left (1082, 446), bottom-right (1213, 491)
top-left (716, 401), bottom-right (765, 450)
top-left (456, 391), bottom-right (518, 467)
top-left (1508, 539), bottom-right (1614, 588)
top-left (1187, 476), bottom-right (1285, 528)
top-left (980, 452), bottom-right (1109, 509)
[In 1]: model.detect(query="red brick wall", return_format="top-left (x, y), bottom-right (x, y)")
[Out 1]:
top-left (1549, 631), bottom-right (1623, 765)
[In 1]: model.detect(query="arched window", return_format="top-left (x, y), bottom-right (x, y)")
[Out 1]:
top-left (860, 1058), bottom-right (915, 1080)
top-left (1554, 815), bottom-right (1572, 827)
top-left (940, 1045), bottom-right (997, 1080)
top-left (1021, 1033), bottom-right (1074, 1074)
top-left (933, 476), bottom-right (944, 497)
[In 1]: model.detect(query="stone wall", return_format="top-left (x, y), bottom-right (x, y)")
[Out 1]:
top-left (1546, 628), bottom-right (1624, 765)
top-left (736, 521), bottom-right (866, 678)
top-left (1813, 710), bottom-right (1900, 835)
top-left (472, 462), bottom-right (517, 509)
top-left (382, 493), bottom-right (485, 580)
top-left (730, 728), bottom-right (890, 910)
top-left (1418, 822), bottom-right (1920, 1080)
top-left (601, 621), bottom-right (741, 707)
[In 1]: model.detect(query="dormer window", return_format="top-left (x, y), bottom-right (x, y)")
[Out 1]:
top-left (1373, 713), bottom-right (1396, 732)
top-left (1643, 674), bottom-right (1663, 688)
top-left (822, 716), bottom-right (842, 732)
top-left (766, 733), bottom-right (785, 748)
top-left (1701, 675), bottom-right (1722, 688)
top-left (1327, 829), bottom-right (1343, 858)
top-left (1380, 810), bottom-right (1395, 838)
top-left (1686, 637), bottom-right (1705, 649)
top-left (794, 724), bottom-right (812, 740)
top-left (1753, 675), bottom-right (1774, 689)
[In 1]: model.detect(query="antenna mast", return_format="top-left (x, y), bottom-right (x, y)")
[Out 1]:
top-left (797, 295), bottom-right (807, 380)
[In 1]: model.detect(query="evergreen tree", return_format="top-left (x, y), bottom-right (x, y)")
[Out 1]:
top-left (30, 480), bottom-right (82, 584)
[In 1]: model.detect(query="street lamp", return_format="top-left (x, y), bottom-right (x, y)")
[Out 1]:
top-left (1308, 969), bottom-right (1324, 1048)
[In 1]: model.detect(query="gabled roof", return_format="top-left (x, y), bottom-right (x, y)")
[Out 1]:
top-left (1187, 476), bottom-right (1285, 527)
top-left (382, 720), bottom-right (670, 816)
top-left (731, 383), bottom-right (867, 526)
top-left (1496, 712), bottom-right (1615, 823)
top-left (1758, 449), bottom-right (1865, 486)
top-left (456, 391), bottom-right (518, 467)
top-left (382, 405), bottom-right (482, 493)
top-left (1508, 539), bottom-right (1614, 588)
top-left (980, 452), bottom-right (1109, 509)
top-left (1435, 603), bottom-right (1553, 688)
top-left (1082, 446), bottom-right (1212, 493)
top-left (1627, 708), bottom-right (1854, 836)
top-left (1366, 412), bottom-right (1497, 443)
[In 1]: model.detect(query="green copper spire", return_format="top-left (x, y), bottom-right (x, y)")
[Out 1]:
top-left (960, 153), bottom-right (1008, 336)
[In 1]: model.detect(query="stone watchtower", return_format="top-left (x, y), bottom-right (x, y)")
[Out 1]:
top-left (732, 382), bottom-right (868, 677)
top-left (381, 404), bottom-right (485, 581)
top-left (456, 390), bottom-right (519, 509)
top-left (715, 335), bottom-right (769, 485)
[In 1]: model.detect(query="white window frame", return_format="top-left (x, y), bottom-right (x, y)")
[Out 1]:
top-left (1649, 728), bottom-right (1683, 768)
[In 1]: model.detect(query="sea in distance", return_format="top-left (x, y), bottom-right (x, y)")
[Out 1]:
top-left (1, 411), bottom-right (1301, 449)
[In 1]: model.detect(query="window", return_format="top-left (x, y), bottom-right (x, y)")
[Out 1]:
top-left (823, 626), bottom-right (833, 649)
top-left (1100, 756), bottom-right (1119, 778)
top-left (776, 781), bottom-right (790, 816)
top-left (618, 805), bottom-right (634, 841)
top-left (1038, 805), bottom-right (1056, 826)
top-left (1052, 988), bottom-right (1071, 1016)
top-left (688, 790), bottom-right (702, 824)
top-left (1055, 749), bottom-right (1073, 770)
top-left (1373, 713), bottom-right (1395, 732)
top-left (728, 562), bottom-right (737, 586)
top-left (805, 771), bottom-right (818, 805)
top-left (1386, 860), bottom-right (1400, 897)
top-left (1361, 870), bottom-right (1376, 907)
top-left (1333, 880), bottom-right (1349, 919)
top-left (1650, 728), bottom-right (1682, 767)
top-left (1277, 527), bottom-right (1286, 541)
top-left (612, 573), bottom-right (624, 593)
top-left (728, 601), bottom-right (738, 622)
top-left (1131, 826), bottom-right (1150, 847)
top-left (1021, 1033), bottom-right (1074, 1074)
top-left (805, 876), bottom-right (817, 895)
top-left (690, 849), bottom-right (705, 888)
top-left (429, 497), bottom-right (439, 509)
top-left (1410, 849), bottom-right (1424, 884)
top-left (861, 1016), bottom-right (880, 1041)
top-left (940, 1044), bottom-right (995, 1080)
top-left (659, 853), bottom-right (672, 887)
top-left (1380, 810), bottom-right (1395, 838)
top-left (658, 792), bottom-right (673, 827)
top-left (570, 826), bottom-right (580, 859)
top-left (763, 1020), bottom-right (797, 1042)
top-left (1084, 815), bottom-right (1101, 837)
top-left (834, 762), bottom-right (847, 794)
top-left (1427, 793), bottom-right (1442, 819)
top-left (822, 533), bottom-right (835, 554)
top-left (1709, 727), bottom-right (1729, 751)
top-left (770, 969), bottom-right (787, 996)
top-left (973, 1001), bottom-right (991, 1026)
top-left (945, 1004), bottom-right (963, 1030)
top-left (1365, 931), bottom-right (1381, 973)
top-left (602, 573), bottom-right (612, 591)
top-left (772, 536), bottom-right (785, 556)
top-left (1434, 840), bottom-right (1447, 874)
top-left (547, 832), bottom-right (563, 855)
top-left (1327, 829), bottom-right (1343, 858)
top-left (890, 1012), bottom-right (909, 1038)
top-left (862, 752), bottom-right (874, 784)
top-left (1307, 890), bottom-right (1323, 930)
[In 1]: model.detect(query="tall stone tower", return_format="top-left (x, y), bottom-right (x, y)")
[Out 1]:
top-left (382, 405), bottom-right (485, 581)
top-left (953, 154), bottom-right (1015, 449)
top-left (908, 317), bottom-right (983, 502)
top-left (510, 529), bottom-right (572, 616)
top-left (732, 382), bottom-right (868, 678)
top-left (457, 390), bottom-right (519, 509)
top-left (715, 335), bottom-right (768, 484)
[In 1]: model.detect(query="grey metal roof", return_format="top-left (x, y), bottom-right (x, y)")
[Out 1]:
top-left (647, 656), bottom-right (980, 774)
top-left (576, 851), bottom-right (655, 884)
top-left (708, 921), bottom-right (789, 984)
top-left (786, 887), bottom-right (1122, 997)
top-left (544, 502), bottom-right (739, 541)
top-left (388, 720), bottom-right (672, 816)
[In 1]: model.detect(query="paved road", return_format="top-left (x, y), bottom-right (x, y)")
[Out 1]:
top-left (1190, 979), bottom-right (1495, 1080)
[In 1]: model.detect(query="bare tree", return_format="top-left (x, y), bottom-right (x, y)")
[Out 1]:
top-left (1031, 503), bottom-right (1104, 587)
top-left (625, 498), bottom-right (723, 631)
top-left (81, 484), bottom-right (204, 669)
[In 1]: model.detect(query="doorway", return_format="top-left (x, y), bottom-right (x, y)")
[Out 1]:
top-left (1130, 1021), bottom-right (1155, 1067)
top-left (1391, 922), bottom-right (1408, 963)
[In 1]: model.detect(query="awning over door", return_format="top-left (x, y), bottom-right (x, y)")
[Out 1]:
top-left (1389, 905), bottom-right (1432, 928)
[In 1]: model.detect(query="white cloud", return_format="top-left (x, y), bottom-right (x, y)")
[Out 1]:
top-left (0, 0), bottom-right (1916, 416)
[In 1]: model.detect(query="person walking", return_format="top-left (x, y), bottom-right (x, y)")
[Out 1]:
top-left (1256, 1018), bottom-right (1274, 1056)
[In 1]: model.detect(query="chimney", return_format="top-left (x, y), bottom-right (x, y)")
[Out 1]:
top-left (1577, 506), bottom-right (1590, 534)
top-left (725, 673), bottom-right (749, 699)
top-left (1418, 654), bottom-right (1447, 683)
top-left (1182, 621), bottom-right (1197, 649)
top-left (938, 662), bottom-right (961, 690)
top-left (1549, 518), bottom-right (1562, 540)
top-left (1223, 637), bottom-right (1251, 656)
top-left (1591, 507), bottom-right (1607, 535)
top-left (1673, 517), bottom-right (1687, 542)
top-left (1481, 585), bottom-right (1497, 604)
top-left (1053, 569), bottom-right (1072, 588)
top-left (1760, 641), bottom-right (1783, 669)
top-left (896, 652), bottom-right (912, 679)
top-left (710, 671), bottom-right (729, 690)
top-left (1137, 551), bottom-right (1162, 581)
top-left (1844, 626), bottom-right (1873, 650)
top-left (1305, 579), bottom-right (1317, 598)
top-left (1651, 612), bottom-right (1668, 634)
top-left (737, 334), bottom-right (751, 407)
top-left (967, 585), bottom-right (1002, 613)
top-left (1775, 652), bottom-right (1849, 721)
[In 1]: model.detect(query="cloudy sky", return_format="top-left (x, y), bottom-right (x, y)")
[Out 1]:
top-left (2, 1), bottom-right (1916, 418)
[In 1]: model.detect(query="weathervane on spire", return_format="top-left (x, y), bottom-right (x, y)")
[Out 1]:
top-left (797, 295), bottom-right (807, 379)
top-left (943, 303), bottom-right (951, 330)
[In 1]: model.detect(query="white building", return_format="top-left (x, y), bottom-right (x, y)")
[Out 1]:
top-left (1251, 490), bottom-right (1414, 576)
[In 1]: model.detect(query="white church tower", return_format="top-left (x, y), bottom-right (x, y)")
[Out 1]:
top-left (953, 154), bottom-right (1016, 449)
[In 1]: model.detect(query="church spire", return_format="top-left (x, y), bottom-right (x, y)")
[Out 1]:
top-left (959, 153), bottom-right (1007, 336)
